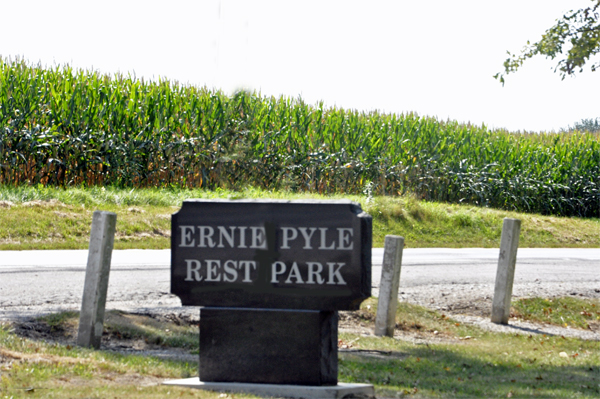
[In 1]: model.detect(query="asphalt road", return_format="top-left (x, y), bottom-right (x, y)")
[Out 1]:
top-left (1, 248), bottom-right (598, 320)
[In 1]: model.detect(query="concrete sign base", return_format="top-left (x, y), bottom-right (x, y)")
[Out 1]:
top-left (163, 379), bottom-right (374, 399)
top-left (199, 308), bottom-right (338, 385)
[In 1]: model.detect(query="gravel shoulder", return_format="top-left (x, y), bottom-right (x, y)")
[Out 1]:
top-left (383, 281), bottom-right (600, 341)
top-left (3, 279), bottom-right (598, 365)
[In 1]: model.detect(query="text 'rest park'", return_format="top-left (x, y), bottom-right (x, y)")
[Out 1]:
top-left (178, 225), bottom-right (354, 286)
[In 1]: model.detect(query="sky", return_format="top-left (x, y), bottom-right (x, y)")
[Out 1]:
top-left (1, 0), bottom-right (597, 132)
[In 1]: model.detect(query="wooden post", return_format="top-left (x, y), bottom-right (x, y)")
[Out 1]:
top-left (77, 211), bottom-right (117, 349)
top-left (491, 218), bottom-right (521, 325)
top-left (374, 235), bottom-right (404, 337)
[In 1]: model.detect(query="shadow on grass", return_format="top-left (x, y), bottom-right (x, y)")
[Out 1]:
top-left (340, 345), bottom-right (599, 398)
top-left (11, 310), bottom-right (199, 352)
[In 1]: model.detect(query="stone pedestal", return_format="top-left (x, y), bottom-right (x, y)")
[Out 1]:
top-left (200, 308), bottom-right (338, 386)
top-left (163, 380), bottom-right (375, 399)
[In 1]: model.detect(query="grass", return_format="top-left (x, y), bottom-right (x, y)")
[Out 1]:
top-left (1, 298), bottom-right (599, 398)
top-left (0, 200), bottom-right (174, 250)
top-left (339, 334), bottom-right (599, 398)
top-left (340, 299), bottom-right (600, 397)
top-left (513, 297), bottom-right (600, 330)
top-left (0, 186), bottom-right (598, 250)
top-left (0, 324), bottom-right (198, 398)
top-left (103, 311), bottom-right (199, 350)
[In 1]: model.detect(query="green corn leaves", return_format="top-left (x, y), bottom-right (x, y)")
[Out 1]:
top-left (0, 58), bottom-right (598, 217)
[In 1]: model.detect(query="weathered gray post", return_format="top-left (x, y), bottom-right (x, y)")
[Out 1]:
top-left (375, 235), bottom-right (404, 337)
top-left (77, 211), bottom-right (117, 349)
top-left (491, 218), bottom-right (521, 325)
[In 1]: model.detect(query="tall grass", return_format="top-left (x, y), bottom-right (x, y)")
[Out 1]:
top-left (1, 58), bottom-right (598, 217)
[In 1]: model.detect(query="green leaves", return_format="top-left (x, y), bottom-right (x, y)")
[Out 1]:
top-left (0, 58), bottom-right (598, 217)
top-left (497, 0), bottom-right (600, 82)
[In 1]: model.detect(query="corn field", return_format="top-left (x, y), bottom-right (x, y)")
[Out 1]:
top-left (1, 58), bottom-right (598, 217)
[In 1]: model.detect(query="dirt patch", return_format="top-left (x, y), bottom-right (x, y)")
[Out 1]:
top-left (338, 307), bottom-right (457, 343)
top-left (53, 210), bottom-right (80, 219)
top-left (0, 238), bottom-right (21, 245)
top-left (7, 311), bottom-right (200, 363)
top-left (11, 318), bottom-right (71, 342)
top-left (21, 199), bottom-right (66, 207)
top-left (51, 373), bottom-right (164, 388)
top-left (339, 308), bottom-right (376, 336)
top-left (116, 229), bottom-right (170, 241)
top-left (0, 347), bottom-right (90, 365)
top-left (438, 297), bottom-right (492, 318)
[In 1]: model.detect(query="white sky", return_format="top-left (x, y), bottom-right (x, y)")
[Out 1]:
top-left (1, 0), bottom-right (597, 132)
